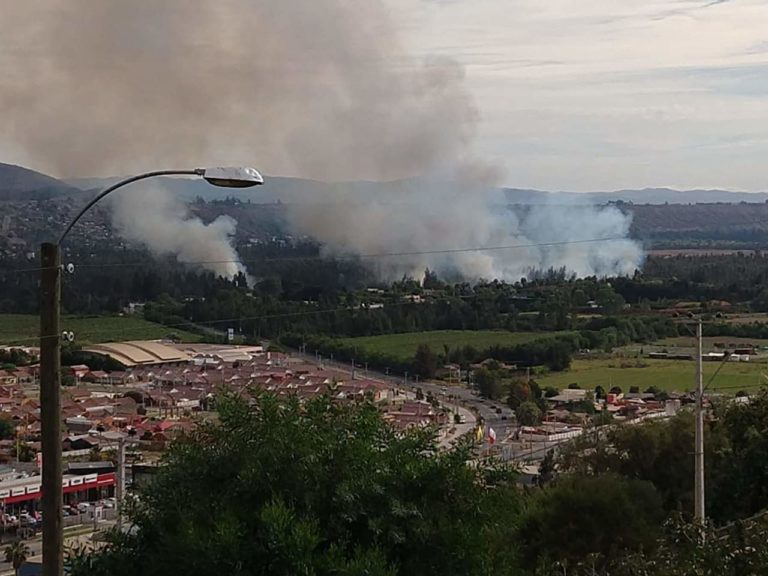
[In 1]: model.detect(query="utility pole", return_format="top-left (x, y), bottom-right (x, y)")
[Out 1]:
top-left (116, 436), bottom-right (126, 531)
top-left (40, 242), bottom-right (63, 576)
top-left (694, 318), bottom-right (705, 525)
top-left (38, 167), bottom-right (263, 576)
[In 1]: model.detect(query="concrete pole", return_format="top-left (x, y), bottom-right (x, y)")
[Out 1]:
top-left (116, 436), bottom-right (126, 531)
top-left (694, 319), bottom-right (705, 525)
top-left (40, 242), bottom-right (63, 576)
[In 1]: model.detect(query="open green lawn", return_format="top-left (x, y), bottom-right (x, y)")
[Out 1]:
top-left (338, 330), bottom-right (570, 362)
top-left (537, 357), bottom-right (768, 393)
top-left (0, 314), bottom-right (201, 345)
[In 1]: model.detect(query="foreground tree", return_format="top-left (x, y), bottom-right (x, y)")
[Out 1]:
top-left (537, 515), bottom-right (768, 576)
top-left (4, 541), bottom-right (29, 576)
top-left (520, 474), bottom-right (664, 572)
top-left (70, 393), bottom-right (521, 576)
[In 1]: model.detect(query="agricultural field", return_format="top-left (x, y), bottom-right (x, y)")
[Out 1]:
top-left (337, 330), bottom-right (570, 362)
top-left (0, 314), bottom-right (201, 345)
top-left (654, 336), bottom-right (768, 349)
top-left (536, 357), bottom-right (768, 394)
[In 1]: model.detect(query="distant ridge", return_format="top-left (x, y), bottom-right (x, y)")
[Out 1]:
top-left (0, 162), bottom-right (78, 201)
top-left (0, 161), bottom-right (756, 205)
top-left (503, 187), bottom-right (768, 205)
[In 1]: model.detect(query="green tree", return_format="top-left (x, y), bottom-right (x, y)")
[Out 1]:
top-left (595, 285), bottom-right (626, 314)
top-left (10, 442), bottom-right (34, 463)
top-left (518, 474), bottom-right (663, 571)
top-left (546, 340), bottom-right (572, 372)
top-left (516, 401), bottom-right (542, 426)
top-left (506, 380), bottom-right (531, 410)
top-left (71, 393), bottom-right (521, 576)
top-left (412, 344), bottom-right (438, 379)
top-left (474, 367), bottom-right (503, 400)
top-left (0, 418), bottom-right (16, 441)
top-left (5, 541), bottom-right (30, 576)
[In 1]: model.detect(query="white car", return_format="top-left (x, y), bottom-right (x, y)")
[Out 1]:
top-left (76, 503), bottom-right (92, 513)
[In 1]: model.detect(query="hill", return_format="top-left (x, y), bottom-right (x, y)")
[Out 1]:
top-left (0, 163), bottom-right (77, 201)
top-left (627, 202), bottom-right (768, 245)
top-left (503, 187), bottom-right (768, 205)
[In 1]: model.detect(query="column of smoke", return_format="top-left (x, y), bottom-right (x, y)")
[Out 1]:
top-left (109, 186), bottom-right (245, 279)
top-left (0, 0), bottom-right (643, 281)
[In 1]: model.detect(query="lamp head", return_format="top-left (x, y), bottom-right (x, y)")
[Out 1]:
top-left (199, 166), bottom-right (264, 188)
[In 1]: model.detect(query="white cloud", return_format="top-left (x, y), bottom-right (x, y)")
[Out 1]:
top-left (390, 0), bottom-right (768, 190)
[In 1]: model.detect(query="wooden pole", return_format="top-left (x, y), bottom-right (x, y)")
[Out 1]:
top-left (40, 242), bottom-right (63, 576)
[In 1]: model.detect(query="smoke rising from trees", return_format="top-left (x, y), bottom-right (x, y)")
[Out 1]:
top-left (110, 187), bottom-right (245, 279)
top-left (0, 0), bottom-right (643, 281)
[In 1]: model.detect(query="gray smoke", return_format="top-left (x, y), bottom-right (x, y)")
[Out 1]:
top-left (110, 185), bottom-right (245, 279)
top-left (0, 0), bottom-right (643, 281)
top-left (289, 182), bottom-right (643, 281)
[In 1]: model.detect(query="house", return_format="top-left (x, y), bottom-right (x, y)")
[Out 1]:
top-left (65, 365), bottom-right (91, 380)
top-left (547, 389), bottom-right (588, 405)
top-left (83, 370), bottom-right (109, 383)
top-left (64, 417), bottom-right (93, 434)
top-left (63, 435), bottom-right (99, 451)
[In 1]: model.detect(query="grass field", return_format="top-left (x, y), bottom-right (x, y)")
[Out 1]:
top-left (656, 336), bottom-right (768, 349)
top-left (537, 357), bottom-right (768, 393)
top-left (337, 330), bottom-right (570, 361)
top-left (0, 314), bottom-right (201, 345)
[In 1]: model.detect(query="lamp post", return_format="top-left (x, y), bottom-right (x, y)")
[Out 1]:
top-left (40, 166), bottom-right (263, 576)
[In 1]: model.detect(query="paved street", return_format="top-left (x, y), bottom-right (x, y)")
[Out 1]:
top-left (0, 519), bottom-right (114, 575)
top-left (289, 349), bottom-right (518, 451)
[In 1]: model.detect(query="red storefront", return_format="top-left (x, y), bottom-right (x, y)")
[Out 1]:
top-left (0, 473), bottom-right (116, 513)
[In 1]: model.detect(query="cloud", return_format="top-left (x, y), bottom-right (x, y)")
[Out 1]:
top-left (393, 0), bottom-right (768, 191)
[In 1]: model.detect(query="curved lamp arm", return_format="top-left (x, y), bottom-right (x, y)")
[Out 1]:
top-left (57, 169), bottom-right (202, 245)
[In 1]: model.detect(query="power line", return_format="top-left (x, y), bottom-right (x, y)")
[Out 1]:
top-left (0, 236), bottom-right (630, 275)
top-left (0, 298), bottom-right (437, 345)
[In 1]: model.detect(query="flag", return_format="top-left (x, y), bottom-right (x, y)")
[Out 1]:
top-left (487, 427), bottom-right (497, 445)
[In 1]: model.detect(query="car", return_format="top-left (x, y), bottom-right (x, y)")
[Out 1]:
top-left (76, 502), bottom-right (92, 513)
top-left (4, 515), bottom-right (17, 524)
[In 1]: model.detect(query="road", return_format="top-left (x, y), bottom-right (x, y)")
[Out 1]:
top-left (0, 519), bottom-right (115, 575)
top-left (287, 348), bottom-right (519, 452)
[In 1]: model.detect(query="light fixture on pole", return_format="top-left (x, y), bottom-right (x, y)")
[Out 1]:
top-left (40, 166), bottom-right (263, 576)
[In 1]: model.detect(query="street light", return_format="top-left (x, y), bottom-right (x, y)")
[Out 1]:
top-left (40, 166), bottom-right (263, 576)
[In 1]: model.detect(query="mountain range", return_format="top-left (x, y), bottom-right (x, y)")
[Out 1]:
top-left (3, 161), bottom-right (768, 205)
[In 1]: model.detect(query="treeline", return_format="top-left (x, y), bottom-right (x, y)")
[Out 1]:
top-left (281, 316), bottom-right (679, 378)
top-left (617, 252), bottom-right (768, 306)
top-left (280, 332), bottom-right (580, 377)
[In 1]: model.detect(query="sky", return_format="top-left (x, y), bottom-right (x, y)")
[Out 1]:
top-left (388, 0), bottom-right (768, 191)
top-left (2, 0), bottom-right (768, 193)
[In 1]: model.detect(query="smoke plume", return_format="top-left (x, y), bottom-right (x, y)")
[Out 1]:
top-left (0, 0), bottom-right (643, 281)
top-left (110, 186), bottom-right (245, 279)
